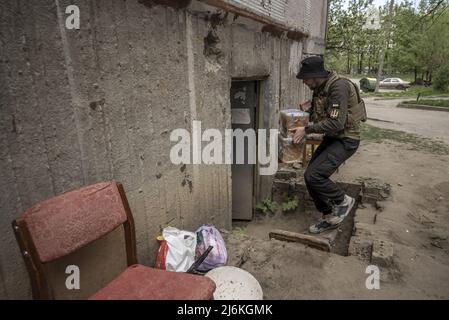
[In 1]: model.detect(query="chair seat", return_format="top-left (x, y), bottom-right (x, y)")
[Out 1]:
top-left (89, 264), bottom-right (216, 300)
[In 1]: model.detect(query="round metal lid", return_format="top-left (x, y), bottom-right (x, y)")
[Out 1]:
top-left (205, 266), bottom-right (263, 300)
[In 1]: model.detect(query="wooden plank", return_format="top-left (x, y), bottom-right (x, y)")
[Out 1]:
top-left (269, 229), bottom-right (331, 252)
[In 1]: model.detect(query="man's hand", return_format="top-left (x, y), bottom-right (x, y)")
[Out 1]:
top-left (289, 127), bottom-right (306, 144)
top-left (300, 100), bottom-right (312, 111)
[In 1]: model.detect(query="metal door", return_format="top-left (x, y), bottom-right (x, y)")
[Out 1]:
top-left (231, 81), bottom-right (257, 220)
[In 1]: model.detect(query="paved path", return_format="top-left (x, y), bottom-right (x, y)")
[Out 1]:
top-left (364, 97), bottom-right (449, 144)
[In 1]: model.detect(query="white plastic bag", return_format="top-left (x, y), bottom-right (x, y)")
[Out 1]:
top-left (162, 227), bottom-right (196, 272)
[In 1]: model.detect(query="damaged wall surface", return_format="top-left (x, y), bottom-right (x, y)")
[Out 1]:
top-left (0, 0), bottom-right (327, 299)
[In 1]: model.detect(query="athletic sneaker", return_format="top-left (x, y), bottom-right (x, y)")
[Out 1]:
top-left (309, 218), bottom-right (339, 234)
top-left (327, 195), bottom-right (355, 225)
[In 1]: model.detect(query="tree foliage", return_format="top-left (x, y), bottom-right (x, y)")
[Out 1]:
top-left (433, 64), bottom-right (449, 91)
top-left (326, 0), bottom-right (449, 81)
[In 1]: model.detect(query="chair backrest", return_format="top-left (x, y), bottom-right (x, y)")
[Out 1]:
top-left (12, 181), bottom-right (137, 299)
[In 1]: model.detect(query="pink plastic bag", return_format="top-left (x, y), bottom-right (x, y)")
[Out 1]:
top-left (195, 225), bottom-right (227, 271)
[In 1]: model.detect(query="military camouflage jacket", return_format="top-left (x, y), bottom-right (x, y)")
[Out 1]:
top-left (305, 72), bottom-right (361, 140)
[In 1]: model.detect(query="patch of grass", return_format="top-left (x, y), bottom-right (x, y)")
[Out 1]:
top-left (402, 99), bottom-right (449, 108)
top-left (232, 227), bottom-right (247, 235)
top-left (281, 196), bottom-right (299, 212)
top-left (362, 86), bottom-right (446, 98)
top-left (361, 123), bottom-right (449, 155)
top-left (255, 198), bottom-right (279, 215)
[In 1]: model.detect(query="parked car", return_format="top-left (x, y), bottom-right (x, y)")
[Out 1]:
top-left (379, 78), bottom-right (411, 90)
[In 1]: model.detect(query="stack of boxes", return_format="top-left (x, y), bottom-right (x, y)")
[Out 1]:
top-left (279, 109), bottom-right (310, 164)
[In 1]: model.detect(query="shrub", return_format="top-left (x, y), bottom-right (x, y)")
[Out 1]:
top-left (256, 198), bottom-right (279, 215)
top-left (281, 196), bottom-right (299, 212)
top-left (433, 64), bottom-right (449, 92)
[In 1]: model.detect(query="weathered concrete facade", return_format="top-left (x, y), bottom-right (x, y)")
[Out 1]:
top-left (0, 0), bottom-right (327, 298)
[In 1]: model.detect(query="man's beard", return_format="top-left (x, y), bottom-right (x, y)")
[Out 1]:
top-left (306, 83), bottom-right (317, 90)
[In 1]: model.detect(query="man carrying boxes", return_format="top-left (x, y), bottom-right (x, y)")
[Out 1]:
top-left (291, 56), bottom-right (367, 234)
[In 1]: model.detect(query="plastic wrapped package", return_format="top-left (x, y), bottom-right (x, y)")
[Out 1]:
top-left (278, 109), bottom-right (309, 163)
top-left (279, 136), bottom-right (304, 163)
top-left (280, 109), bottom-right (310, 136)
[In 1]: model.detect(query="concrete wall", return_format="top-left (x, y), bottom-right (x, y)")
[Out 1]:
top-left (0, 0), bottom-right (325, 299)
top-left (303, 0), bottom-right (328, 55)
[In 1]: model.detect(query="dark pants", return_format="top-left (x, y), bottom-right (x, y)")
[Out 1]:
top-left (304, 136), bottom-right (360, 214)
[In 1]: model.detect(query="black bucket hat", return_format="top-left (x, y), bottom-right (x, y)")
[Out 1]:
top-left (296, 56), bottom-right (329, 79)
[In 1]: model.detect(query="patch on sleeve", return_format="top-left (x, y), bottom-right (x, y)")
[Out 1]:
top-left (330, 106), bottom-right (339, 119)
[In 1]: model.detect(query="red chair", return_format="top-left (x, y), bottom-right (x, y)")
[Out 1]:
top-left (12, 181), bottom-right (215, 300)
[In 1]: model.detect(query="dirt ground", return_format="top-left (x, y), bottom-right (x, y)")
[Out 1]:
top-left (224, 102), bottom-right (449, 299)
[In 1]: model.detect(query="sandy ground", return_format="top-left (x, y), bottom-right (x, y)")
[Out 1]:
top-left (224, 99), bottom-right (449, 300)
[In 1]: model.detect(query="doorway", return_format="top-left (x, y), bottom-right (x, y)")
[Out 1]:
top-left (230, 80), bottom-right (259, 221)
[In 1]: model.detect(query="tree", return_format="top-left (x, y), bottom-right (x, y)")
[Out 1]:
top-left (326, 0), bottom-right (374, 74)
top-left (375, 0), bottom-right (395, 93)
top-left (415, 5), bottom-right (449, 82)
top-left (387, 1), bottom-right (420, 79)
top-left (325, 0), bottom-right (449, 79)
